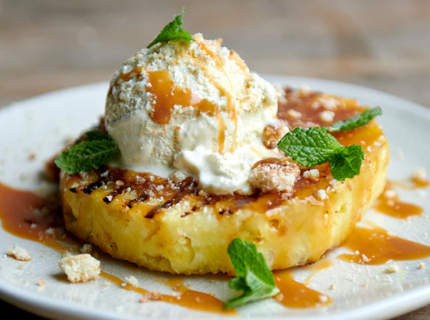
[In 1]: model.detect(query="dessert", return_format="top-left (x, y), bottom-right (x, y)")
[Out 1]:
top-left (60, 88), bottom-right (388, 276)
top-left (54, 9), bottom-right (388, 307)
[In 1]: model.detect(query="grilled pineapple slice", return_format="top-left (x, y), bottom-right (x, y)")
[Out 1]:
top-left (60, 89), bottom-right (389, 275)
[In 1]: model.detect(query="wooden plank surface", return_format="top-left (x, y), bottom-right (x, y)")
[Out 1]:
top-left (0, 0), bottom-right (430, 319)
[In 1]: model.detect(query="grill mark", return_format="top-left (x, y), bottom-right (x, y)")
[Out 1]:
top-left (128, 195), bottom-right (149, 208)
top-left (218, 208), bottom-right (233, 215)
top-left (181, 212), bottom-right (191, 218)
top-left (145, 192), bottom-right (192, 219)
top-left (102, 184), bottom-right (130, 204)
top-left (103, 192), bottom-right (118, 204)
top-left (83, 179), bottom-right (106, 194)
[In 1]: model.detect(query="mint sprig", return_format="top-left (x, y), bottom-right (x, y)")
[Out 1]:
top-left (54, 137), bottom-right (119, 174)
top-left (147, 7), bottom-right (194, 49)
top-left (277, 127), bottom-right (365, 181)
top-left (224, 239), bottom-right (279, 309)
top-left (327, 106), bottom-right (382, 132)
top-left (277, 127), bottom-right (342, 168)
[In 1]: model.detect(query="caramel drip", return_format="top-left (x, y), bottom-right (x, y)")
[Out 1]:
top-left (108, 66), bottom-right (143, 95)
top-left (338, 222), bottom-right (430, 264)
top-left (146, 70), bottom-right (217, 125)
top-left (159, 278), bottom-right (236, 315)
top-left (303, 258), bottom-right (333, 285)
top-left (120, 66), bottom-right (143, 82)
top-left (101, 273), bottom-right (236, 315)
top-left (198, 41), bottom-right (223, 69)
top-left (216, 113), bottom-right (227, 153)
top-left (409, 176), bottom-right (430, 189)
top-left (390, 177), bottom-right (430, 190)
top-left (0, 182), bottom-right (74, 253)
top-left (374, 181), bottom-right (423, 219)
top-left (273, 270), bottom-right (332, 308)
top-left (197, 40), bottom-right (237, 152)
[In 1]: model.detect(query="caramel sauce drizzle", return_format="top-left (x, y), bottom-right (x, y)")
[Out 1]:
top-left (115, 44), bottom-right (235, 154)
top-left (0, 182), bottom-right (235, 315)
top-left (303, 258), bottom-right (334, 285)
top-left (374, 181), bottom-right (423, 219)
top-left (408, 176), bottom-right (430, 189)
top-left (120, 66), bottom-right (143, 82)
top-left (145, 69), bottom-right (229, 153)
top-left (101, 273), bottom-right (236, 315)
top-left (160, 278), bottom-right (236, 315)
top-left (273, 269), bottom-right (333, 308)
top-left (391, 176), bottom-right (430, 190)
top-left (338, 222), bottom-right (430, 264)
top-left (195, 39), bottom-right (237, 151)
top-left (0, 183), bottom-right (71, 253)
top-left (146, 70), bottom-right (217, 125)
top-left (278, 89), bottom-right (364, 130)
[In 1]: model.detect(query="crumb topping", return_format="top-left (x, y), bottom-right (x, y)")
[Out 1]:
top-left (303, 169), bottom-right (320, 181)
top-left (249, 159), bottom-right (300, 194)
top-left (262, 122), bottom-right (289, 149)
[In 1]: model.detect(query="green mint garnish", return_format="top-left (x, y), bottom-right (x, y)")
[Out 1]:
top-left (85, 130), bottom-right (112, 141)
top-left (327, 106), bottom-right (382, 132)
top-left (54, 138), bottom-right (119, 174)
top-left (147, 7), bottom-right (194, 49)
top-left (224, 238), bottom-right (279, 309)
top-left (277, 127), bottom-right (365, 181)
top-left (277, 127), bottom-right (342, 168)
top-left (328, 144), bottom-right (364, 181)
top-left (329, 144), bottom-right (365, 180)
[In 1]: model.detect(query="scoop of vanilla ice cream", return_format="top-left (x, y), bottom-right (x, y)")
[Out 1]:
top-left (105, 34), bottom-right (283, 194)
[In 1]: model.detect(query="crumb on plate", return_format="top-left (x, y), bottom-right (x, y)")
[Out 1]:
top-left (7, 245), bottom-right (32, 261)
top-left (58, 254), bottom-right (100, 283)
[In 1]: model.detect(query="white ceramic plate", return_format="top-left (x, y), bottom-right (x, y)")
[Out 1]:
top-left (1, 76), bottom-right (430, 320)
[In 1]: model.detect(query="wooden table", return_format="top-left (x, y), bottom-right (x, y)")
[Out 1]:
top-left (0, 0), bottom-right (429, 318)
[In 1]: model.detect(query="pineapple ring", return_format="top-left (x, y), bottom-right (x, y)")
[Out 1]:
top-left (60, 89), bottom-right (389, 275)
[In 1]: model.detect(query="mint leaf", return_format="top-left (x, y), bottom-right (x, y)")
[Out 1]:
top-left (54, 140), bottom-right (119, 174)
top-left (277, 127), bottom-right (342, 167)
top-left (147, 7), bottom-right (194, 49)
top-left (86, 130), bottom-right (112, 141)
top-left (329, 145), bottom-right (365, 181)
top-left (277, 127), bottom-right (365, 181)
top-left (224, 239), bottom-right (279, 309)
top-left (327, 106), bottom-right (382, 132)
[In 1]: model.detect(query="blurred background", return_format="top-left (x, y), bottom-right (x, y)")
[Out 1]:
top-left (0, 0), bottom-right (429, 319)
top-left (1, 0), bottom-right (430, 109)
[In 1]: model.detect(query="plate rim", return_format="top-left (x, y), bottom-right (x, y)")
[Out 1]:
top-left (1, 76), bottom-right (430, 320)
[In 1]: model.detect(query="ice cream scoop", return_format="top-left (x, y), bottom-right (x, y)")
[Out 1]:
top-left (105, 34), bottom-right (284, 194)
